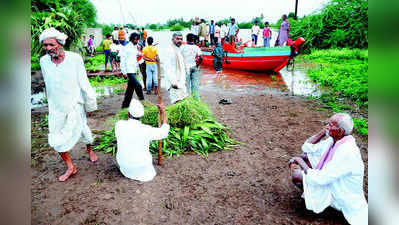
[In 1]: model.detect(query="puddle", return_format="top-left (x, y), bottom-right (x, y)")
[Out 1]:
top-left (31, 85), bottom-right (125, 109)
top-left (199, 65), bottom-right (321, 97)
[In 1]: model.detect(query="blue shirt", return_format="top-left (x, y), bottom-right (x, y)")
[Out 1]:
top-left (209, 24), bottom-right (215, 34)
top-left (228, 23), bottom-right (239, 36)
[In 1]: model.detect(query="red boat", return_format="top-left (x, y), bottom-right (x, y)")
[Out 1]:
top-left (200, 37), bottom-right (305, 72)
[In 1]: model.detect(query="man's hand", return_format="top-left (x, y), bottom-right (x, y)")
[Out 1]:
top-left (171, 84), bottom-right (178, 89)
top-left (122, 74), bottom-right (127, 79)
top-left (86, 112), bottom-right (92, 117)
top-left (157, 103), bottom-right (165, 112)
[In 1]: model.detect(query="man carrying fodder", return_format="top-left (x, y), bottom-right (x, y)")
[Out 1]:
top-left (289, 113), bottom-right (368, 225)
top-left (39, 28), bottom-right (98, 182)
top-left (115, 99), bottom-right (170, 182)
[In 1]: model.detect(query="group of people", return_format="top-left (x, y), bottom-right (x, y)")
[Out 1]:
top-left (189, 14), bottom-right (290, 48)
top-left (38, 26), bottom-right (367, 225)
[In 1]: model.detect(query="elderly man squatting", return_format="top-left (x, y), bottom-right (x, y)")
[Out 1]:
top-left (39, 28), bottom-right (98, 182)
top-left (289, 113), bottom-right (368, 225)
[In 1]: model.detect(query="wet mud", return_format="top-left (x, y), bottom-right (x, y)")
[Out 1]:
top-left (31, 68), bottom-right (367, 225)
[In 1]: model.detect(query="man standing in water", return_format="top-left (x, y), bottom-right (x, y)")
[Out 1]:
top-left (165, 32), bottom-right (188, 104)
top-left (39, 28), bottom-right (98, 182)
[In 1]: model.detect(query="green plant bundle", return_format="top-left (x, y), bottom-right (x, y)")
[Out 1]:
top-left (94, 97), bottom-right (238, 157)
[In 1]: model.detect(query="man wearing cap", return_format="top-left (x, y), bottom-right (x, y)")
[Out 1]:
top-left (39, 27), bottom-right (98, 182)
top-left (165, 32), bottom-right (188, 104)
top-left (115, 99), bottom-right (170, 182)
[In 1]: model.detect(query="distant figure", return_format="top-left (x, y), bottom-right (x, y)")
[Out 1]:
top-left (214, 22), bottom-right (221, 45)
top-left (198, 19), bottom-right (207, 47)
top-left (165, 32), bottom-right (188, 104)
top-left (143, 37), bottom-right (160, 95)
top-left (227, 18), bottom-right (239, 44)
top-left (220, 22), bottom-right (228, 44)
top-left (209, 20), bottom-right (216, 46)
top-left (263, 22), bottom-right (272, 47)
top-left (190, 21), bottom-right (200, 44)
top-left (115, 99), bottom-right (170, 182)
top-left (82, 35), bottom-right (88, 55)
top-left (102, 34), bottom-right (113, 72)
top-left (277, 14), bottom-right (290, 46)
top-left (39, 28), bottom-right (98, 182)
top-left (118, 26), bottom-right (126, 46)
top-left (289, 113), bottom-right (368, 225)
top-left (251, 21), bottom-right (260, 46)
top-left (112, 26), bottom-right (119, 41)
top-left (212, 42), bottom-right (225, 73)
top-left (181, 33), bottom-right (202, 99)
top-left (88, 35), bottom-right (94, 56)
top-left (120, 33), bottom-right (145, 108)
top-left (140, 27), bottom-right (147, 47)
top-left (110, 40), bottom-right (121, 72)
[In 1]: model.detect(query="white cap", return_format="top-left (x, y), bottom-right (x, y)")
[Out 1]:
top-left (128, 99), bottom-right (144, 118)
top-left (39, 27), bottom-right (68, 45)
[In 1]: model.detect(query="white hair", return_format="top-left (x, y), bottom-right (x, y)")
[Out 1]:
top-left (333, 113), bottom-right (354, 135)
top-left (39, 27), bottom-right (68, 45)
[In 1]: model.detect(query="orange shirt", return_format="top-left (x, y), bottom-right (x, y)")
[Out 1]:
top-left (143, 30), bottom-right (147, 40)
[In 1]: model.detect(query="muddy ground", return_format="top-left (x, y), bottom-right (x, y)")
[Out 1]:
top-left (31, 76), bottom-right (368, 225)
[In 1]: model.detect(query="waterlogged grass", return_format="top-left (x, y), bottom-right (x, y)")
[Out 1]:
top-left (299, 48), bottom-right (368, 136)
top-left (89, 76), bottom-right (126, 87)
top-left (299, 49), bottom-right (368, 107)
top-left (94, 97), bottom-right (239, 157)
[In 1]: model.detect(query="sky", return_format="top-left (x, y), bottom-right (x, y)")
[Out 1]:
top-left (90, 0), bottom-right (329, 26)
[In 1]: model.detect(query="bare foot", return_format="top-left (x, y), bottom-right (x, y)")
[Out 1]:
top-left (59, 167), bottom-right (77, 182)
top-left (88, 151), bottom-right (98, 162)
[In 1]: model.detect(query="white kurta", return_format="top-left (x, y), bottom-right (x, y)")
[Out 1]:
top-left (40, 51), bottom-right (97, 152)
top-left (301, 136), bottom-right (368, 225)
top-left (165, 44), bottom-right (188, 104)
top-left (119, 42), bottom-right (139, 74)
top-left (115, 119), bottom-right (170, 182)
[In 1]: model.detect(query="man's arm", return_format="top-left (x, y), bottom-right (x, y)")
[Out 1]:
top-left (147, 103), bottom-right (170, 140)
top-left (77, 55), bottom-right (97, 112)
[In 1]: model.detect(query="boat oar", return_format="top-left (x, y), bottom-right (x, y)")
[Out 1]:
top-left (156, 60), bottom-right (163, 165)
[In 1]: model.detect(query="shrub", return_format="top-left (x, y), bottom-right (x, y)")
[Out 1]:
top-left (170, 23), bottom-right (184, 31)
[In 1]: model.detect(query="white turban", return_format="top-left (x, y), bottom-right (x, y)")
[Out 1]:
top-left (129, 99), bottom-right (144, 118)
top-left (39, 27), bottom-right (68, 45)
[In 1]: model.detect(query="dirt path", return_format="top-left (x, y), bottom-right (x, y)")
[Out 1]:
top-left (31, 81), bottom-right (367, 225)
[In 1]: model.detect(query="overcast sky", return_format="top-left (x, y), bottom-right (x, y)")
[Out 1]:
top-left (91, 0), bottom-right (329, 26)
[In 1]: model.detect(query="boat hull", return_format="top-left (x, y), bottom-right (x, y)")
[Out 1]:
top-left (201, 46), bottom-right (292, 72)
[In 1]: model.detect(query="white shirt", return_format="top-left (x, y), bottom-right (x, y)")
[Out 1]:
top-left (251, 25), bottom-right (260, 36)
top-left (181, 43), bottom-right (202, 70)
top-left (191, 25), bottom-right (199, 35)
top-left (301, 136), bottom-right (368, 225)
top-left (119, 42), bottom-right (139, 74)
top-left (164, 44), bottom-right (188, 103)
top-left (112, 30), bottom-right (119, 41)
top-left (115, 119), bottom-right (170, 182)
top-left (40, 51), bottom-right (97, 152)
top-left (221, 24), bottom-right (228, 38)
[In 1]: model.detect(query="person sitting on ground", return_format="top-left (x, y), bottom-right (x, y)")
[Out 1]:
top-left (288, 113), bottom-right (368, 225)
top-left (143, 37), bottom-right (160, 95)
top-left (102, 34), bottom-right (113, 72)
top-left (212, 42), bottom-right (224, 73)
top-left (115, 99), bottom-right (170, 182)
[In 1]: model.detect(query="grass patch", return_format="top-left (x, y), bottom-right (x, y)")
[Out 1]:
top-left (85, 54), bottom-right (105, 71)
top-left (94, 97), bottom-right (239, 157)
top-left (89, 76), bottom-right (126, 87)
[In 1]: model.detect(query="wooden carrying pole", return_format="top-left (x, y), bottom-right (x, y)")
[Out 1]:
top-left (157, 61), bottom-right (163, 165)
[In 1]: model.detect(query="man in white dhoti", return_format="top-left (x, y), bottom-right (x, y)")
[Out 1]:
top-left (115, 99), bottom-right (170, 182)
top-left (288, 113), bottom-right (368, 225)
top-left (39, 28), bottom-right (98, 182)
top-left (165, 32), bottom-right (188, 104)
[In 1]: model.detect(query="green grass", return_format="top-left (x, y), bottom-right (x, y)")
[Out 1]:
top-left (89, 76), bottom-right (126, 87)
top-left (93, 97), bottom-right (239, 157)
top-left (85, 54), bottom-right (105, 71)
top-left (299, 48), bottom-right (368, 136)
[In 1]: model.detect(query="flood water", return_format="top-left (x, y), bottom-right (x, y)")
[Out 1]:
top-left (31, 29), bottom-right (321, 108)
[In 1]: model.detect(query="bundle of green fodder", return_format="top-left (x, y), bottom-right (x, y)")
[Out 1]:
top-left (94, 97), bottom-right (239, 157)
